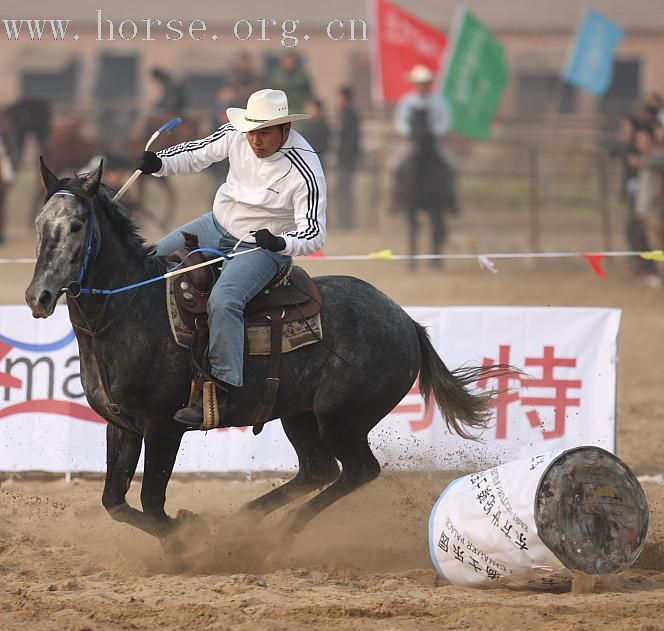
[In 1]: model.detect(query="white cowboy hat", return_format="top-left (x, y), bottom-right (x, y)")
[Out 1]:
top-left (407, 65), bottom-right (434, 84)
top-left (226, 89), bottom-right (310, 132)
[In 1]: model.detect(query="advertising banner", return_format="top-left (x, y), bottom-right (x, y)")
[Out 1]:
top-left (0, 306), bottom-right (620, 472)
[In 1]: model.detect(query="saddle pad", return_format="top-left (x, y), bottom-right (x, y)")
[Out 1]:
top-left (166, 277), bottom-right (322, 355)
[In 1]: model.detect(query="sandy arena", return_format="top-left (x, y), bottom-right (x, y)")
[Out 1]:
top-left (1, 172), bottom-right (664, 629)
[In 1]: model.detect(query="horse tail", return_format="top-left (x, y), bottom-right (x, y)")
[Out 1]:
top-left (413, 320), bottom-right (512, 441)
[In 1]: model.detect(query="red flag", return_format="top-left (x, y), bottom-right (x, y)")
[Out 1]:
top-left (372, 0), bottom-right (448, 103)
top-left (582, 253), bottom-right (607, 278)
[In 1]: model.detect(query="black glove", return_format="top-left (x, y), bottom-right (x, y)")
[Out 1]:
top-left (136, 151), bottom-right (162, 174)
top-left (253, 229), bottom-right (286, 252)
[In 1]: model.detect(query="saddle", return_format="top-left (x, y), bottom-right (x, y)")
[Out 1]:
top-left (166, 232), bottom-right (322, 430)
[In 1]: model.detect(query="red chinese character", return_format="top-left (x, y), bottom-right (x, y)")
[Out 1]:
top-left (479, 345), bottom-right (581, 440)
top-left (478, 345), bottom-right (520, 439)
top-left (521, 346), bottom-right (581, 439)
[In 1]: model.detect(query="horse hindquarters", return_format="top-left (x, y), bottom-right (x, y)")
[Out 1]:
top-left (272, 277), bottom-right (420, 529)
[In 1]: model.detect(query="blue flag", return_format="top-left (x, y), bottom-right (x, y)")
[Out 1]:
top-left (564, 9), bottom-right (624, 96)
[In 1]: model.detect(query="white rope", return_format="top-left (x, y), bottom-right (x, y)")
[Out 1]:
top-left (0, 250), bottom-right (654, 266)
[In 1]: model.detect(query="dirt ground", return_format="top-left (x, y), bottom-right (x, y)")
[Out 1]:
top-left (1, 168), bottom-right (664, 629)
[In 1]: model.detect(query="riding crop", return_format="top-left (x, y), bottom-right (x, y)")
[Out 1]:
top-left (112, 117), bottom-right (182, 202)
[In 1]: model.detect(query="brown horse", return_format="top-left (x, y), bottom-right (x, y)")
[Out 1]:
top-left (0, 97), bottom-right (54, 239)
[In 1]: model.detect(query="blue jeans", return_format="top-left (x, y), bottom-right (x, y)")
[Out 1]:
top-left (155, 212), bottom-right (292, 387)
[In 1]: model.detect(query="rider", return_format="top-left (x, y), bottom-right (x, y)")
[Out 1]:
top-left (136, 88), bottom-right (327, 428)
top-left (393, 64), bottom-right (452, 138)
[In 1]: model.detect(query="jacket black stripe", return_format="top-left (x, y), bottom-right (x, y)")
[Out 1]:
top-left (283, 150), bottom-right (319, 241)
top-left (283, 149), bottom-right (320, 240)
top-left (157, 124), bottom-right (235, 158)
top-left (291, 148), bottom-right (321, 239)
top-left (283, 151), bottom-right (313, 238)
top-left (157, 124), bottom-right (231, 157)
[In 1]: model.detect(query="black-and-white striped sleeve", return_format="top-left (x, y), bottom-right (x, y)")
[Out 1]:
top-left (283, 148), bottom-right (320, 241)
top-left (157, 123), bottom-right (235, 158)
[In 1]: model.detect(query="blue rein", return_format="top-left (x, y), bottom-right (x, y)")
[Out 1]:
top-left (55, 189), bottom-right (231, 297)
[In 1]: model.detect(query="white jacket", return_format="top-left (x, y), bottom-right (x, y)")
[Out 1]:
top-left (153, 124), bottom-right (327, 257)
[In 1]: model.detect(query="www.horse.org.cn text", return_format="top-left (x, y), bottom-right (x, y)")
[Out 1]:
top-left (1, 12), bottom-right (369, 46)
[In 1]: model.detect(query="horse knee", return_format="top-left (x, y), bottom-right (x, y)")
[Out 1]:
top-left (302, 455), bottom-right (340, 486)
top-left (102, 495), bottom-right (130, 522)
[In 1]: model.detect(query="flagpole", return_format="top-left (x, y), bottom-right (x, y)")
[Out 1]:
top-left (438, 4), bottom-right (466, 93)
top-left (368, 0), bottom-right (384, 105)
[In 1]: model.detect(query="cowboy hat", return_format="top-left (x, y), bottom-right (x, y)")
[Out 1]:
top-left (226, 89), bottom-right (310, 132)
top-left (407, 65), bottom-right (434, 84)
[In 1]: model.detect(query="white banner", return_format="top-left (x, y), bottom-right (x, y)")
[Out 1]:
top-left (0, 305), bottom-right (620, 472)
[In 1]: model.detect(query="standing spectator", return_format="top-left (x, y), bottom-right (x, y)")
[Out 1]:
top-left (609, 115), bottom-right (656, 276)
top-left (271, 52), bottom-right (314, 116)
top-left (229, 52), bottom-right (258, 104)
top-left (629, 125), bottom-right (664, 286)
top-left (301, 99), bottom-right (330, 170)
top-left (644, 92), bottom-right (664, 126)
top-left (335, 86), bottom-right (361, 230)
top-left (0, 132), bottom-right (14, 245)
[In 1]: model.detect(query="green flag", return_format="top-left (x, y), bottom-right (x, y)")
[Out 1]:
top-left (442, 9), bottom-right (509, 140)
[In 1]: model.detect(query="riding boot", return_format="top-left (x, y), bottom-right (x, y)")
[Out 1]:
top-left (174, 382), bottom-right (230, 430)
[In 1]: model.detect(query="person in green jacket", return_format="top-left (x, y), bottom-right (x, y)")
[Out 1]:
top-left (271, 52), bottom-right (314, 116)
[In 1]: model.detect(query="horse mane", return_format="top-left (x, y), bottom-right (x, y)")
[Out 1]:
top-left (58, 176), bottom-right (168, 275)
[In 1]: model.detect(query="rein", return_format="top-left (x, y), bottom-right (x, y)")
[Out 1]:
top-left (55, 188), bottom-right (238, 300)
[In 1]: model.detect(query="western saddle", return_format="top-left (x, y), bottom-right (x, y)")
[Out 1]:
top-left (168, 232), bottom-right (322, 430)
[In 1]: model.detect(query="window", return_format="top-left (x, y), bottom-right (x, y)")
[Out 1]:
top-left (181, 73), bottom-right (226, 111)
top-left (516, 72), bottom-right (577, 118)
top-left (95, 52), bottom-right (139, 104)
top-left (20, 57), bottom-right (78, 108)
top-left (599, 59), bottom-right (641, 116)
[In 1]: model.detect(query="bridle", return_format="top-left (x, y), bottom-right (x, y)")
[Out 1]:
top-left (48, 187), bottom-right (140, 339)
top-left (51, 189), bottom-right (99, 299)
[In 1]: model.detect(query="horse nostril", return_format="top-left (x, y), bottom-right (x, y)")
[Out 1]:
top-left (38, 290), bottom-right (52, 306)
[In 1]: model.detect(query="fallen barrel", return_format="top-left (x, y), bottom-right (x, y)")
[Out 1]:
top-left (429, 446), bottom-right (649, 589)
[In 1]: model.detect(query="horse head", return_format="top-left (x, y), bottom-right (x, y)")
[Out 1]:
top-left (25, 157), bottom-right (103, 318)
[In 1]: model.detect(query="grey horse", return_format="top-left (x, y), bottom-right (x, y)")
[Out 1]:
top-left (25, 157), bottom-right (499, 550)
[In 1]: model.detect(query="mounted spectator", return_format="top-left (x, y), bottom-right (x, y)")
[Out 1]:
top-left (150, 68), bottom-right (187, 115)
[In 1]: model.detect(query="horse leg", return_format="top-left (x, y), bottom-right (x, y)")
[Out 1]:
top-left (244, 412), bottom-right (340, 517)
top-left (139, 425), bottom-right (185, 540)
top-left (408, 207), bottom-right (419, 271)
top-left (101, 423), bottom-right (148, 529)
top-left (286, 421), bottom-right (381, 534)
top-left (429, 207), bottom-right (445, 269)
top-left (102, 424), bottom-right (185, 542)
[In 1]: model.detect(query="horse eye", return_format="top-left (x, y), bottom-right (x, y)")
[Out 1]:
top-left (70, 222), bottom-right (83, 233)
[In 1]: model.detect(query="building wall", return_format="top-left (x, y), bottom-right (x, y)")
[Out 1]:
top-left (1, 21), bottom-right (664, 119)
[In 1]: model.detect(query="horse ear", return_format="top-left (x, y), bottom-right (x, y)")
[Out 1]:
top-left (81, 159), bottom-right (103, 197)
top-left (39, 156), bottom-right (58, 191)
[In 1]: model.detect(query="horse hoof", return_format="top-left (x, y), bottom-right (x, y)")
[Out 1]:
top-left (162, 532), bottom-right (185, 557)
top-left (176, 509), bottom-right (209, 536)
